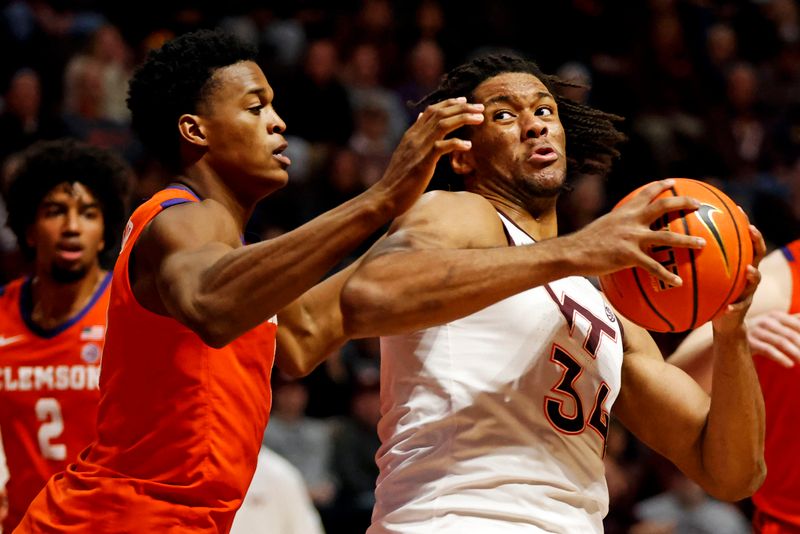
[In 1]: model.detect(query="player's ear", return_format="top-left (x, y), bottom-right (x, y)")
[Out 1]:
top-left (450, 147), bottom-right (474, 175)
top-left (177, 114), bottom-right (208, 147)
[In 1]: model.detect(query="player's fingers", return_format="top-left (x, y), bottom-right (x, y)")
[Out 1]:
top-left (433, 138), bottom-right (473, 155)
top-left (418, 98), bottom-right (484, 123)
top-left (433, 112), bottom-right (485, 135)
top-left (642, 195), bottom-right (700, 223)
top-left (644, 230), bottom-right (706, 250)
top-left (627, 179), bottom-right (676, 207)
top-left (749, 224), bottom-right (766, 266)
top-left (734, 265), bottom-right (760, 302)
top-left (638, 254), bottom-right (683, 287)
top-left (762, 318), bottom-right (800, 359)
top-left (751, 339), bottom-right (795, 367)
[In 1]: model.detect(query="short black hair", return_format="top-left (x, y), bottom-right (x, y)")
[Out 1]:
top-left (418, 54), bottom-right (626, 179)
top-left (5, 139), bottom-right (130, 267)
top-left (127, 29), bottom-right (258, 170)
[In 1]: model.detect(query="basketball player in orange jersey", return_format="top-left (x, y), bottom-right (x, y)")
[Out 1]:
top-left (0, 139), bottom-right (127, 532)
top-left (671, 241), bottom-right (800, 533)
top-left (339, 55), bottom-right (768, 533)
top-left (16, 29), bottom-right (485, 533)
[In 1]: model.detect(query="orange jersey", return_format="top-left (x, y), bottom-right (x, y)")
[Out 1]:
top-left (751, 239), bottom-right (800, 527)
top-left (17, 186), bottom-right (277, 533)
top-left (0, 274), bottom-right (109, 532)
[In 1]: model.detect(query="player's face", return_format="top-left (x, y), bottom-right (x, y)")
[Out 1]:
top-left (467, 72), bottom-right (567, 198)
top-left (27, 182), bottom-right (105, 284)
top-left (198, 61), bottom-right (290, 197)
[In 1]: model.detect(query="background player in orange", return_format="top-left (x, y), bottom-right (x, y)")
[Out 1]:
top-left (670, 241), bottom-right (800, 532)
top-left (0, 139), bottom-right (128, 532)
top-left (16, 29), bottom-right (484, 533)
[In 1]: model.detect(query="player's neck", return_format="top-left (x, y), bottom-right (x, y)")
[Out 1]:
top-left (30, 266), bottom-right (106, 330)
top-left (177, 166), bottom-right (259, 232)
top-left (485, 197), bottom-right (558, 241)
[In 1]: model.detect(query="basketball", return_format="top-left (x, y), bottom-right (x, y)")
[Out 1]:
top-left (598, 178), bottom-right (753, 333)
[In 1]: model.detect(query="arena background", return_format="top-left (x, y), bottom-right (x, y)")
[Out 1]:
top-left (1, 1), bottom-right (798, 532)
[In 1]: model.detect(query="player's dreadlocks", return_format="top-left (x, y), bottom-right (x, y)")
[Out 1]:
top-left (417, 54), bottom-right (626, 181)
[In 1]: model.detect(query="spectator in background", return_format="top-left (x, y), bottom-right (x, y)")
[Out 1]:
top-left (329, 377), bottom-right (382, 534)
top-left (230, 446), bottom-right (325, 534)
top-left (631, 467), bottom-right (751, 534)
top-left (0, 68), bottom-right (65, 163)
top-left (396, 39), bottom-right (445, 124)
top-left (263, 375), bottom-right (337, 510)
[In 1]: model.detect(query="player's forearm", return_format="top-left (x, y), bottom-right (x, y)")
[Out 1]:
top-left (275, 266), bottom-right (356, 377)
top-left (700, 324), bottom-right (766, 501)
top-left (188, 190), bottom-right (389, 347)
top-left (341, 241), bottom-right (580, 338)
top-left (667, 324), bottom-right (715, 392)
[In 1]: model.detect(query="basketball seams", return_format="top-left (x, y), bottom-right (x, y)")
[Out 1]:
top-left (631, 268), bottom-right (675, 331)
top-left (668, 185), bottom-right (700, 330)
top-left (692, 180), bottom-right (747, 320)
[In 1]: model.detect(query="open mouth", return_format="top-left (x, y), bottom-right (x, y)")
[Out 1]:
top-left (528, 145), bottom-right (558, 163)
top-left (272, 142), bottom-right (291, 167)
top-left (56, 243), bottom-right (83, 261)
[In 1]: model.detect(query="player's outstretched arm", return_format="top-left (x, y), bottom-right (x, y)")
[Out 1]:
top-left (669, 247), bottom-right (800, 391)
top-left (133, 98), bottom-right (485, 348)
top-left (613, 226), bottom-right (767, 502)
top-left (342, 180), bottom-right (705, 338)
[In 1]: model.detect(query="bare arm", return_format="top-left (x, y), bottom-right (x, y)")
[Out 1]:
top-left (669, 247), bottom-right (797, 390)
top-left (342, 179), bottom-right (705, 338)
top-left (614, 228), bottom-right (767, 501)
top-left (134, 98), bottom-right (485, 347)
top-left (275, 261), bottom-right (362, 378)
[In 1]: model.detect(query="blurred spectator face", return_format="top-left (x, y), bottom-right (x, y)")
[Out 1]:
top-left (330, 149), bottom-right (361, 193)
top-left (416, 0), bottom-right (444, 38)
top-left (356, 104), bottom-right (389, 141)
top-left (305, 40), bottom-right (338, 85)
top-left (706, 24), bottom-right (737, 66)
top-left (726, 63), bottom-right (758, 111)
top-left (273, 381), bottom-right (309, 419)
top-left (350, 44), bottom-right (381, 86)
top-left (359, 0), bottom-right (394, 35)
top-left (6, 70), bottom-right (41, 120)
top-left (75, 61), bottom-right (105, 118)
top-left (92, 25), bottom-right (129, 65)
top-left (410, 40), bottom-right (444, 88)
top-left (352, 387), bottom-right (381, 428)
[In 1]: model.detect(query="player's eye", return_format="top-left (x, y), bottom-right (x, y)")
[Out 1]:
top-left (535, 107), bottom-right (554, 117)
top-left (493, 110), bottom-right (514, 120)
top-left (248, 104), bottom-right (265, 115)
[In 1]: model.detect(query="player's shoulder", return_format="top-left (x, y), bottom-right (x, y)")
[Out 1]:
top-left (140, 196), bottom-right (240, 253)
top-left (395, 190), bottom-right (506, 247)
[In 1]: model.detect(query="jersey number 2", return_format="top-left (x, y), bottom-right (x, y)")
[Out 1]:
top-left (545, 346), bottom-right (610, 453)
top-left (36, 398), bottom-right (66, 461)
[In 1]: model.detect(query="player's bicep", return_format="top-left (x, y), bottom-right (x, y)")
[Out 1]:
top-left (137, 202), bottom-right (238, 322)
top-left (613, 316), bottom-right (710, 477)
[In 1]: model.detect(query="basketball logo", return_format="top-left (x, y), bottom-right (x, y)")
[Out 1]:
top-left (598, 178), bottom-right (753, 333)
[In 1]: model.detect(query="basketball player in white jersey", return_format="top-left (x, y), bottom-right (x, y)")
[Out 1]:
top-left (340, 54), bottom-right (767, 533)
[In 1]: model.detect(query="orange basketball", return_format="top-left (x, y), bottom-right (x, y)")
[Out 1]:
top-left (598, 178), bottom-right (753, 333)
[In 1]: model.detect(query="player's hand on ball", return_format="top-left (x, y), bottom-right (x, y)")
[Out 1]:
top-left (713, 224), bottom-right (765, 332)
top-left (568, 179), bottom-right (704, 287)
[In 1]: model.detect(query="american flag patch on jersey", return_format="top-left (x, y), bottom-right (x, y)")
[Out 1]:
top-left (80, 325), bottom-right (105, 341)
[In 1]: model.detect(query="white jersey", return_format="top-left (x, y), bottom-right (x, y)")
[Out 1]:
top-left (369, 212), bottom-right (625, 534)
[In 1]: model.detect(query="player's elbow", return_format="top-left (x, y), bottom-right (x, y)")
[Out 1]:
top-left (707, 458), bottom-right (767, 502)
top-left (184, 294), bottom-right (239, 348)
top-left (341, 276), bottom-right (389, 338)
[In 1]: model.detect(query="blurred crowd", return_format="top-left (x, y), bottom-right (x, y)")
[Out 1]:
top-left (1, 0), bottom-right (798, 532)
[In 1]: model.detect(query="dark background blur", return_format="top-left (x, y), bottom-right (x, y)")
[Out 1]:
top-left (1, 1), bottom-right (797, 532)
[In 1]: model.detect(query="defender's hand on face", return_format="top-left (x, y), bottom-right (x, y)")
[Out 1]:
top-left (373, 97), bottom-right (484, 216)
top-left (567, 179), bottom-right (705, 286)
